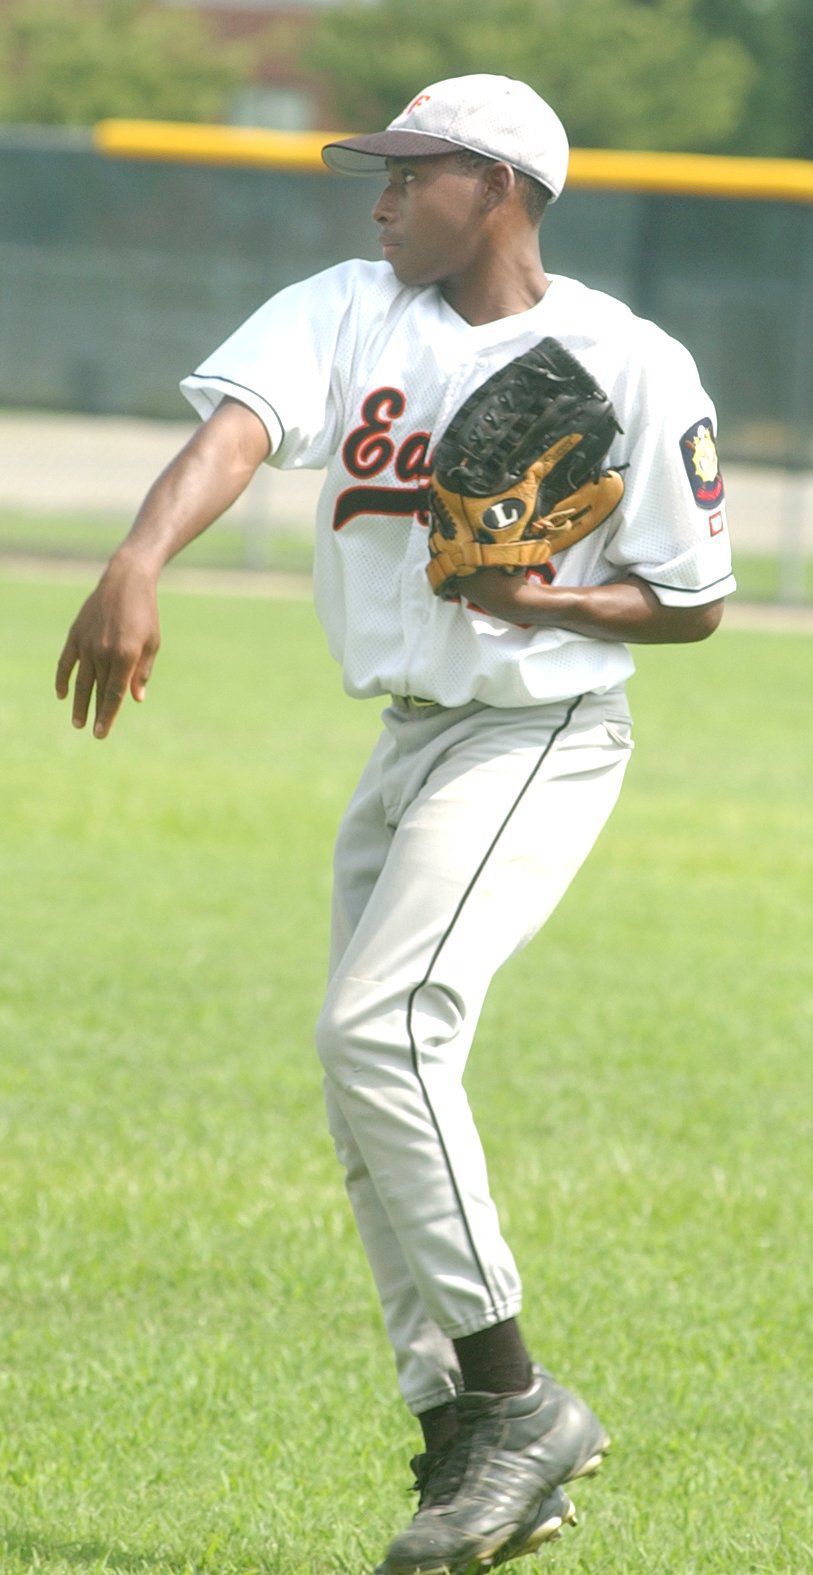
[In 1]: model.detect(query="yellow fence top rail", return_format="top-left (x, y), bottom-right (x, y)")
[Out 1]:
top-left (94, 120), bottom-right (338, 172)
top-left (569, 147), bottom-right (813, 203)
top-left (94, 119), bottom-right (813, 204)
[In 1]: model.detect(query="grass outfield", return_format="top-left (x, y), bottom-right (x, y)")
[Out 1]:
top-left (1, 573), bottom-right (811, 1575)
top-left (0, 514), bottom-right (315, 577)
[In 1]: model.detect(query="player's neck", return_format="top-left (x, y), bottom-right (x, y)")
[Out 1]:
top-left (440, 250), bottom-right (550, 328)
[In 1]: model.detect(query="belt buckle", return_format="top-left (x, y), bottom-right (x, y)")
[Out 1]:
top-left (391, 693), bottom-right (437, 711)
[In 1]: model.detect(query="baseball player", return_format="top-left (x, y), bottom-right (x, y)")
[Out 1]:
top-left (56, 75), bottom-right (735, 1575)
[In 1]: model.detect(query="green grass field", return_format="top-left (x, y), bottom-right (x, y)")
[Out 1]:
top-left (0, 514), bottom-right (314, 578)
top-left (1, 571), bottom-right (812, 1575)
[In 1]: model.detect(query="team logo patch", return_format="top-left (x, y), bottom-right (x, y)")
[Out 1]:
top-left (482, 498), bottom-right (524, 532)
top-left (680, 418), bottom-right (724, 510)
top-left (708, 509), bottom-right (725, 537)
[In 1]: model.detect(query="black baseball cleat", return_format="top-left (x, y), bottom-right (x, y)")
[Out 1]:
top-left (487, 1487), bottom-right (577, 1568)
top-left (374, 1366), bottom-right (609, 1575)
top-left (405, 1450), bottom-right (577, 1571)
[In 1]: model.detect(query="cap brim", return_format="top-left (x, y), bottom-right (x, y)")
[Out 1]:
top-left (322, 130), bottom-right (466, 174)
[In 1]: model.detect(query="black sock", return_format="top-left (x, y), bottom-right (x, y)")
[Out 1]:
top-left (418, 1401), bottom-right (459, 1454)
top-left (452, 1317), bottom-right (533, 1395)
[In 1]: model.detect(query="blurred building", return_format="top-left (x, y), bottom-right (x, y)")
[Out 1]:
top-left (160, 0), bottom-right (373, 129)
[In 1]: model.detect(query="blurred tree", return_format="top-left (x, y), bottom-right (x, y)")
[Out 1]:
top-left (670, 0), bottom-right (810, 156)
top-left (797, 0), bottom-right (813, 160)
top-left (306, 0), bottom-right (808, 156)
top-left (0, 0), bottom-right (251, 126)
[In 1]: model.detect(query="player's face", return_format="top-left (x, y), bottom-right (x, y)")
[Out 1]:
top-left (373, 157), bottom-right (488, 288)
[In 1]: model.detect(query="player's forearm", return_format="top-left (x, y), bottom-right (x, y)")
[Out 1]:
top-left (113, 450), bottom-right (235, 577)
top-left (466, 571), bottom-right (724, 644)
top-left (112, 400), bottom-right (270, 577)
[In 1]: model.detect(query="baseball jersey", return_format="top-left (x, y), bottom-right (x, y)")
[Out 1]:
top-left (181, 259), bottom-right (735, 709)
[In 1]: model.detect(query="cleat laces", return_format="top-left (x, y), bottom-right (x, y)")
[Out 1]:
top-left (411, 1402), bottom-right (503, 1511)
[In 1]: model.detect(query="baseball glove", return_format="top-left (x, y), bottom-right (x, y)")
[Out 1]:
top-left (426, 337), bottom-right (625, 598)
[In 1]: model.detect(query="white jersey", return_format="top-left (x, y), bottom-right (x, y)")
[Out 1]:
top-left (181, 259), bottom-right (735, 708)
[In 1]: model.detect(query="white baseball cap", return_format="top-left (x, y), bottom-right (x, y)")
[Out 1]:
top-left (322, 74), bottom-right (569, 201)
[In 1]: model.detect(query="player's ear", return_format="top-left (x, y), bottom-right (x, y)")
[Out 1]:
top-left (480, 161), bottom-right (514, 212)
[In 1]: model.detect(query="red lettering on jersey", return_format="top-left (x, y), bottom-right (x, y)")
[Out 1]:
top-left (340, 391), bottom-right (433, 523)
top-left (343, 387), bottom-right (406, 477)
top-left (395, 431), bottom-right (433, 482)
top-left (524, 563), bottom-right (557, 585)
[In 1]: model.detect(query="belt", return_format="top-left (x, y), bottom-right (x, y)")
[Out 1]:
top-left (390, 693), bottom-right (441, 712)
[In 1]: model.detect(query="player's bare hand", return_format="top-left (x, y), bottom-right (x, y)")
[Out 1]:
top-left (55, 553), bottom-right (161, 738)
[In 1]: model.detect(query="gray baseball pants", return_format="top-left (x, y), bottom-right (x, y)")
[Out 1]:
top-left (316, 686), bottom-right (633, 1414)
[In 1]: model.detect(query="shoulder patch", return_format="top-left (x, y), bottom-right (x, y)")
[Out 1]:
top-left (680, 418), bottom-right (724, 510)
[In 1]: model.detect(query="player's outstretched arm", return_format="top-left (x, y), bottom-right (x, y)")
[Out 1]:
top-left (55, 398), bottom-right (270, 739)
top-left (464, 569), bottom-right (724, 643)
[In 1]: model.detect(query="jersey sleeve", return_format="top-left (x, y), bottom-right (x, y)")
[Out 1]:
top-left (603, 339), bottom-right (736, 607)
top-left (179, 262), bottom-right (363, 469)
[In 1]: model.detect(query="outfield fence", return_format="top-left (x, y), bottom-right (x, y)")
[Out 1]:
top-left (1, 123), bottom-right (811, 600)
